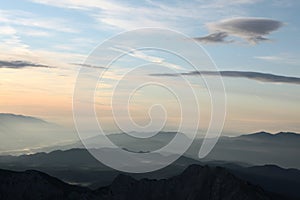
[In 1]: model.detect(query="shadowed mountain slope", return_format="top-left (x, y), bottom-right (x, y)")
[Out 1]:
top-left (0, 165), bottom-right (280, 200)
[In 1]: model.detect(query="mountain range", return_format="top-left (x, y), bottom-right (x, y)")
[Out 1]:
top-left (1, 113), bottom-right (300, 199)
top-left (48, 130), bottom-right (300, 169)
top-left (0, 164), bottom-right (285, 200)
top-left (1, 113), bottom-right (299, 169)
top-left (0, 148), bottom-right (300, 199)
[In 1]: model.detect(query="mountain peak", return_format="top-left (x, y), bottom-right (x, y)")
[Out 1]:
top-left (101, 164), bottom-right (273, 200)
top-left (0, 165), bottom-right (277, 200)
top-left (240, 131), bottom-right (273, 138)
top-left (276, 132), bottom-right (299, 136)
top-left (237, 131), bottom-right (300, 142)
top-left (253, 131), bottom-right (273, 136)
top-left (0, 113), bottom-right (47, 123)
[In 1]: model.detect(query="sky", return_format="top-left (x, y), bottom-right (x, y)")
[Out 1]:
top-left (0, 0), bottom-right (300, 144)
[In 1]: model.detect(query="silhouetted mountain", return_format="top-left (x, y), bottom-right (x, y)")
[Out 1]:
top-left (238, 131), bottom-right (300, 141)
top-left (239, 131), bottom-right (274, 138)
top-left (96, 164), bottom-right (277, 200)
top-left (0, 165), bottom-right (280, 200)
top-left (228, 164), bottom-right (300, 199)
top-left (77, 131), bottom-right (190, 153)
top-left (187, 131), bottom-right (300, 169)
top-left (50, 130), bottom-right (300, 168)
top-left (1, 148), bottom-right (300, 198)
top-left (0, 168), bottom-right (95, 200)
top-left (4, 130), bottom-right (299, 169)
top-left (0, 148), bottom-right (202, 188)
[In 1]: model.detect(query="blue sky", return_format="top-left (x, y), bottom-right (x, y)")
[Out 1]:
top-left (0, 0), bottom-right (300, 137)
top-left (1, 0), bottom-right (299, 74)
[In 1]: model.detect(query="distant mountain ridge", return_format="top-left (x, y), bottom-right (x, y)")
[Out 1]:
top-left (2, 129), bottom-right (299, 168)
top-left (238, 131), bottom-right (300, 138)
top-left (0, 113), bottom-right (48, 124)
top-left (187, 130), bottom-right (300, 169)
top-left (0, 148), bottom-right (300, 198)
top-left (0, 113), bottom-right (74, 154)
top-left (1, 113), bottom-right (299, 157)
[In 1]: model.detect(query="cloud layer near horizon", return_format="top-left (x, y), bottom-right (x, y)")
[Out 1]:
top-left (196, 18), bottom-right (284, 44)
top-left (150, 71), bottom-right (300, 85)
top-left (0, 60), bottom-right (53, 69)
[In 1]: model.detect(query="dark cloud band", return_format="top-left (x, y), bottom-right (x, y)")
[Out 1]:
top-left (195, 32), bottom-right (231, 43)
top-left (150, 71), bottom-right (300, 85)
top-left (0, 60), bottom-right (53, 69)
top-left (71, 63), bottom-right (106, 69)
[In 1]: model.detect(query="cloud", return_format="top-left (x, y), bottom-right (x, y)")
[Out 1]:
top-left (255, 54), bottom-right (300, 65)
top-left (0, 26), bottom-right (16, 35)
top-left (196, 18), bottom-right (284, 44)
top-left (0, 60), bottom-right (53, 69)
top-left (111, 46), bottom-right (183, 70)
top-left (194, 32), bottom-right (232, 43)
top-left (0, 9), bottom-right (77, 33)
top-left (71, 63), bottom-right (106, 69)
top-left (29, 0), bottom-right (263, 31)
top-left (150, 71), bottom-right (300, 85)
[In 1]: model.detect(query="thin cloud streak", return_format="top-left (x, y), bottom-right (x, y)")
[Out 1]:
top-left (111, 46), bottom-right (184, 70)
top-left (71, 63), bottom-right (106, 69)
top-left (0, 60), bottom-right (53, 69)
top-left (0, 9), bottom-right (77, 33)
top-left (255, 54), bottom-right (300, 65)
top-left (150, 70), bottom-right (300, 85)
top-left (29, 0), bottom-right (263, 31)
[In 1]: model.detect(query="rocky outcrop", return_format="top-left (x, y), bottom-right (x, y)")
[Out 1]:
top-left (0, 169), bottom-right (96, 200)
top-left (0, 165), bottom-right (275, 200)
top-left (96, 165), bottom-right (271, 200)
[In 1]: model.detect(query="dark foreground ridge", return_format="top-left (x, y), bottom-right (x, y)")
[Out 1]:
top-left (0, 164), bottom-right (282, 200)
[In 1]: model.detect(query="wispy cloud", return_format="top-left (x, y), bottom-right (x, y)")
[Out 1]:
top-left (0, 26), bottom-right (16, 35)
top-left (111, 46), bottom-right (184, 70)
top-left (196, 17), bottom-right (284, 44)
top-left (71, 63), bottom-right (106, 69)
top-left (0, 60), bottom-right (53, 69)
top-left (28, 0), bottom-right (262, 31)
top-left (0, 10), bottom-right (86, 68)
top-left (22, 29), bottom-right (52, 37)
top-left (0, 29), bottom-right (86, 70)
top-left (150, 70), bottom-right (300, 85)
top-left (255, 54), bottom-right (300, 65)
top-left (0, 9), bottom-right (77, 33)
